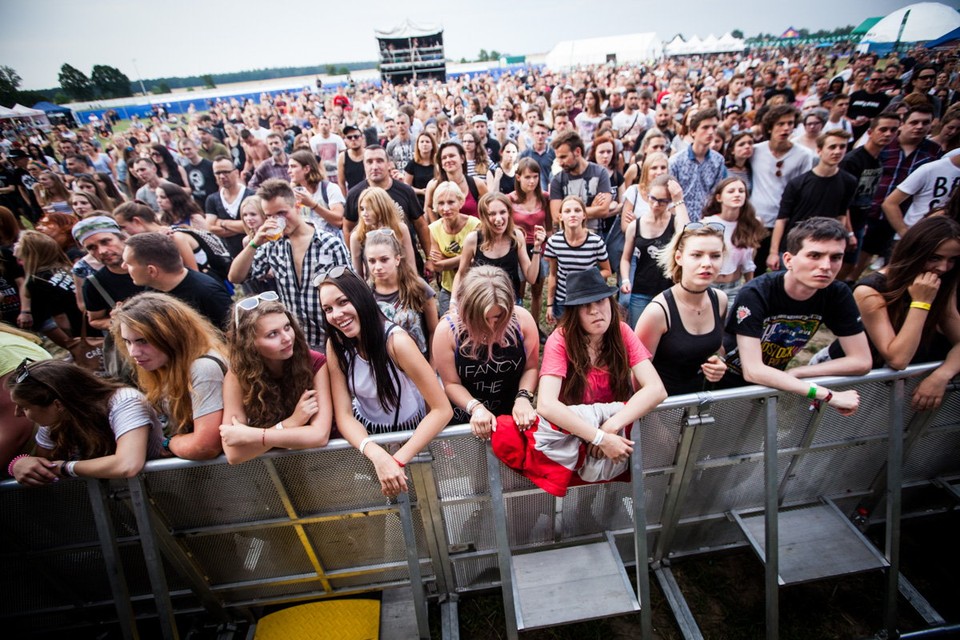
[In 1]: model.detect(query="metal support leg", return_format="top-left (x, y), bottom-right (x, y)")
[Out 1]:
top-left (884, 379), bottom-right (905, 639)
top-left (87, 478), bottom-right (139, 640)
top-left (395, 489), bottom-right (430, 639)
top-left (128, 475), bottom-right (179, 640)
top-left (409, 455), bottom-right (455, 597)
top-left (485, 446), bottom-right (520, 640)
top-left (631, 418), bottom-right (653, 640)
top-left (762, 395), bottom-right (779, 640)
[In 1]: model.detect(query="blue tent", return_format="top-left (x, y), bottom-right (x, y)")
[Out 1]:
top-left (32, 101), bottom-right (71, 115)
top-left (926, 26), bottom-right (960, 48)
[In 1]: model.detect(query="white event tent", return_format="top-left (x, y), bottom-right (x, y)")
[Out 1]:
top-left (664, 32), bottom-right (746, 56)
top-left (545, 32), bottom-right (662, 69)
top-left (860, 2), bottom-right (960, 46)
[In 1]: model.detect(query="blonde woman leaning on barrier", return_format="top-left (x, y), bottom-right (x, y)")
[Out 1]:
top-left (113, 292), bottom-right (228, 461)
top-left (7, 359), bottom-right (164, 486)
top-left (319, 266), bottom-right (452, 497)
top-left (219, 294), bottom-right (333, 464)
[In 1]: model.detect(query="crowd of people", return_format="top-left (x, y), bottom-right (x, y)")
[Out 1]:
top-left (2, 41), bottom-right (959, 498)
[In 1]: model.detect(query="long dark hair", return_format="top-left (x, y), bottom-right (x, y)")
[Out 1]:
top-left (8, 359), bottom-right (123, 459)
top-left (883, 216), bottom-right (960, 347)
top-left (437, 140), bottom-right (468, 181)
top-left (320, 269), bottom-right (400, 412)
top-left (157, 182), bottom-right (202, 225)
top-left (556, 297), bottom-right (632, 404)
top-left (150, 144), bottom-right (185, 187)
top-left (700, 177), bottom-right (766, 249)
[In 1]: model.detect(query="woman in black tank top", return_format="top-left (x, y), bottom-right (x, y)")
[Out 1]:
top-left (635, 222), bottom-right (729, 396)
top-left (453, 192), bottom-right (544, 301)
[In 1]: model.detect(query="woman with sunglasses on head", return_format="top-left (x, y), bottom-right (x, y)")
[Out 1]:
top-left (366, 230), bottom-right (438, 357)
top-left (112, 292), bottom-right (227, 461)
top-left (148, 144), bottom-right (189, 189)
top-left (219, 293), bottom-right (333, 464)
top-left (813, 216), bottom-right (960, 411)
top-left (620, 174), bottom-right (690, 326)
top-left (318, 267), bottom-right (452, 496)
top-left (538, 267), bottom-right (666, 462)
top-left (635, 222), bottom-right (728, 395)
top-left (349, 186), bottom-right (417, 279)
top-left (434, 266), bottom-right (539, 436)
top-left (6, 358), bottom-right (164, 486)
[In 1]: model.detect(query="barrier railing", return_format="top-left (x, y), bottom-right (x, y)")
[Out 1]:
top-left (2, 363), bottom-right (957, 639)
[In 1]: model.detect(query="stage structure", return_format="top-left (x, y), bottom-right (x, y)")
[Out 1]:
top-left (375, 20), bottom-right (446, 84)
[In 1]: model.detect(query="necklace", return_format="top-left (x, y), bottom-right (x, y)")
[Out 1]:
top-left (675, 287), bottom-right (709, 316)
top-left (679, 283), bottom-right (709, 295)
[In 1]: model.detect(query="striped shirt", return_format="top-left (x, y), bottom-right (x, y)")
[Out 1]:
top-left (248, 222), bottom-right (350, 350)
top-left (543, 230), bottom-right (608, 306)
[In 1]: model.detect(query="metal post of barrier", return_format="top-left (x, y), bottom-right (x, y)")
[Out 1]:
top-left (86, 478), bottom-right (139, 640)
top-left (261, 459), bottom-right (333, 593)
top-left (395, 488), bottom-right (431, 639)
top-left (884, 378), bottom-right (905, 639)
top-left (762, 395), bottom-right (779, 640)
top-left (485, 445), bottom-right (520, 640)
top-left (775, 397), bottom-right (827, 506)
top-left (127, 474), bottom-right (229, 623)
top-left (408, 452), bottom-right (454, 596)
top-left (631, 419), bottom-right (653, 639)
top-left (128, 475), bottom-right (179, 640)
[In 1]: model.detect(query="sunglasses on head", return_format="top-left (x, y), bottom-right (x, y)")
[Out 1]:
top-left (234, 291), bottom-right (280, 328)
top-left (14, 357), bottom-right (37, 384)
top-left (311, 264), bottom-right (353, 288)
top-left (683, 221), bottom-right (725, 234)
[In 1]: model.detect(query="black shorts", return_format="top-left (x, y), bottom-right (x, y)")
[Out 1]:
top-left (861, 215), bottom-right (895, 257)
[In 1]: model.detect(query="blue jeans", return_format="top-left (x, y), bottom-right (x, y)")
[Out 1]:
top-left (438, 288), bottom-right (452, 317)
top-left (628, 293), bottom-right (653, 328)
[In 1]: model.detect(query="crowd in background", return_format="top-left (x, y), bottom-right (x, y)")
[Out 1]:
top-left (2, 40), bottom-right (959, 497)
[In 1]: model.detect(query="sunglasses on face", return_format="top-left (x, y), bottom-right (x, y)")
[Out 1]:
top-left (234, 291), bottom-right (280, 328)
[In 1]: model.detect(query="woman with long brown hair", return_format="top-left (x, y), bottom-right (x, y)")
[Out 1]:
top-left (6, 359), bottom-right (164, 486)
top-left (14, 230), bottom-right (83, 349)
top-left (287, 148), bottom-right (345, 237)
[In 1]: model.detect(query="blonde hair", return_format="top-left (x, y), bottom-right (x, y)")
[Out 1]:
top-left (365, 231), bottom-right (428, 312)
top-left (356, 186), bottom-right (406, 247)
top-left (111, 292), bottom-right (226, 435)
top-left (477, 192), bottom-right (519, 251)
top-left (558, 195), bottom-right (587, 231)
top-left (240, 195), bottom-right (265, 239)
top-left (15, 230), bottom-right (72, 279)
top-left (433, 180), bottom-right (465, 205)
top-left (453, 265), bottom-right (519, 361)
top-left (658, 223), bottom-right (726, 283)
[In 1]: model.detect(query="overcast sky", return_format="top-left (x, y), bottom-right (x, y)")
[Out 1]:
top-left (2, 0), bottom-right (918, 90)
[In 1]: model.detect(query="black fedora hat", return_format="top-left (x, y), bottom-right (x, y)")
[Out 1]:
top-left (564, 268), bottom-right (618, 307)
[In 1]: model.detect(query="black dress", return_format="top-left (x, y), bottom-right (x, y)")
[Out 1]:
top-left (650, 288), bottom-right (723, 395)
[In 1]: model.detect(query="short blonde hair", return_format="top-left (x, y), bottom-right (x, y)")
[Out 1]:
top-left (433, 180), bottom-right (465, 204)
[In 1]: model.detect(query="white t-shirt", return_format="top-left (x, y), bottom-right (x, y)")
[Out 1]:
top-left (894, 156), bottom-right (960, 227)
top-left (36, 387), bottom-right (165, 460)
top-left (701, 215), bottom-right (757, 276)
top-left (749, 142), bottom-right (816, 228)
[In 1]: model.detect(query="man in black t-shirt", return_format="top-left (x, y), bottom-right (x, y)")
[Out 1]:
top-left (178, 138), bottom-right (217, 209)
top-left (71, 216), bottom-right (145, 332)
top-left (847, 73), bottom-right (891, 140)
top-left (768, 130), bottom-right (857, 271)
top-left (122, 232), bottom-right (232, 330)
top-left (838, 113), bottom-right (900, 280)
top-left (721, 218), bottom-right (872, 413)
top-left (343, 146), bottom-right (430, 274)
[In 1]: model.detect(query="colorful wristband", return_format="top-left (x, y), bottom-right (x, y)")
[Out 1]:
top-left (806, 383), bottom-right (818, 400)
top-left (359, 436), bottom-right (373, 455)
top-left (910, 301), bottom-right (931, 311)
top-left (393, 455), bottom-right (405, 468)
top-left (7, 454), bottom-right (28, 477)
top-left (591, 430), bottom-right (605, 446)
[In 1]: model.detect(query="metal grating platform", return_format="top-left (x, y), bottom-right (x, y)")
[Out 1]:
top-left (734, 501), bottom-right (888, 585)
top-left (511, 535), bottom-right (639, 630)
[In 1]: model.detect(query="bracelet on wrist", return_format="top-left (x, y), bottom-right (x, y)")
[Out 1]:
top-left (359, 436), bottom-right (373, 455)
top-left (7, 454), bottom-right (28, 477)
top-left (393, 455), bottom-right (405, 468)
top-left (910, 301), bottom-right (931, 311)
top-left (161, 436), bottom-right (172, 452)
top-left (248, 240), bottom-right (259, 249)
top-left (823, 391), bottom-right (834, 405)
top-left (64, 461), bottom-right (79, 478)
top-left (806, 383), bottom-right (819, 400)
top-left (515, 389), bottom-right (534, 403)
top-left (261, 429), bottom-right (267, 447)
top-left (591, 430), bottom-right (605, 446)
top-left (465, 399), bottom-right (482, 415)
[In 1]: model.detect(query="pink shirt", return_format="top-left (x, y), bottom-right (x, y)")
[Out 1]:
top-left (510, 193), bottom-right (547, 245)
top-left (540, 322), bottom-right (652, 404)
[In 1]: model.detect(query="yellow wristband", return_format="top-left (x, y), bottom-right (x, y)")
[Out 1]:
top-left (910, 301), bottom-right (932, 311)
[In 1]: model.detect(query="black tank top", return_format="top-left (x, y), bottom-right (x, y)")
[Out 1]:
top-left (344, 153), bottom-right (365, 192)
top-left (447, 315), bottom-right (526, 425)
top-left (631, 214), bottom-right (675, 296)
top-left (651, 287), bottom-right (723, 395)
top-left (473, 230), bottom-right (522, 298)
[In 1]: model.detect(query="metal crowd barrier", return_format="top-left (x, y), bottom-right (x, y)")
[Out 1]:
top-left (1, 363), bottom-right (957, 639)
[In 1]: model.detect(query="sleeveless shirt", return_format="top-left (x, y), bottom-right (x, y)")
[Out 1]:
top-left (650, 287), bottom-right (723, 395)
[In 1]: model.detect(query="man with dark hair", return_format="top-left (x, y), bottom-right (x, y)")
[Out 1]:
top-left (720, 217), bottom-right (872, 404)
top-left (64, 153), bottom-right (93, 178)
top-left (548, 131), bottom-right (611, 231)
top-left (847, 72), bottom-right (891, 140)
top-left (612, 86), bottom-right (653, 156)
top-left (472, 114), bottom-right (500, 163)
top-left (248, 133), bottom-right (290, 191)
top-left (837, 113), bottom-right (900, 281)
top-left (668, 107), bottom-right (726, 219)
top-left (122, 232), bottom-right (232, 329)
top-left (131, 157), bottom-right (168, 212)
top-left (750, 104), bottom-right (816, 273)
top-left (178, 138), bottom-right (217, 209)
top-left (205, 155), bottom-right (255, 257)
top-left (343, 145), bottom-right (429, 274)
top-left (229, 179), bottom-right (350, 350)
top-left (337, 123), bottom-right (366, 195)
top-left (385, 112), bottom-right (414, 173)
top-left (72, 216), bottom-right (144, 332)
top-left (768, 130), bottom-right (858, 270)
top-left (853, 103), bottom-right (942, 280)
top-left (197, 127), bottom-right (229, 162)
top-left (518, 121), bottom-right (555, 191)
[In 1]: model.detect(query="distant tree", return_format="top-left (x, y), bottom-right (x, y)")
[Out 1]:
top-left (731, 29), bottom-right (744, 39)
top-left (478, 49), bottom-right (489, 62)
top-left (53, 92), bottom-right (71, 105)
top-left (91, 64), bottom-right (132, 99)
top-left (489, 50), bottom-right (500, 61)
top-left (0, 65), bottom-right (22, 106)
top-left (337, 66), bottom-right (349, 75)
top-left (325, 64), bottom-right (336, 75)
top-left (59, 63), bottom-right (94, 101)
top-left (460, 57), bottom-right (467, 64)
top-left (201, 74), bottom-right (216, 89)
